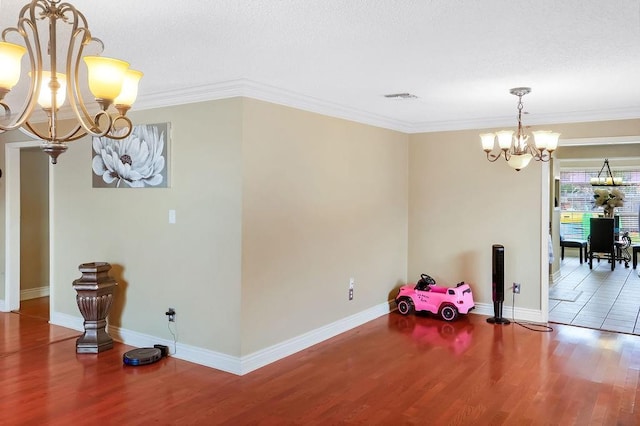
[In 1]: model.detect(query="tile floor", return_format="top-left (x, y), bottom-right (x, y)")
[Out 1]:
top-left (549, 251), bottom-right (640, 334)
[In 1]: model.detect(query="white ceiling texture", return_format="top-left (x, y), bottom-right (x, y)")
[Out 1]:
top-left (1, 0), bottom-right (640, 133)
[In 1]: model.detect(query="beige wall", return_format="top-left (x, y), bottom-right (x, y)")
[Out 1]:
top-left (559, 144), bottom-right (640, 162)
top-left (20, 149), bottom-right (49, 292)
top-left (240, 99), bottom-right (408, 354)
top-left (407, 119), bottom-right (640, 312)
top-left (0, 97), bottom-right (407, 358)
top-left (49, 99), bottom-right (244, 355)
top-left (408, 129), bottom-right (545, 310)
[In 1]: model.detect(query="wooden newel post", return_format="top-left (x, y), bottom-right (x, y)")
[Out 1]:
top-left (72, 262), bottom-right (118, 353)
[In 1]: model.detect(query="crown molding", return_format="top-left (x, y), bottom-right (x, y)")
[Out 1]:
top-left (408, 108), bottom-right (640, 133)
top-left (134, 79), bottom-right (416, 133)
top-left (560, 136), bottom-right (640, 146)
top-left (133, 80), bottom-right (640, 135)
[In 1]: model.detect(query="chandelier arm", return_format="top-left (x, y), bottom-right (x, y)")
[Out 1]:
top-left (485, 151), bottom-right (502, 163)
top-left (487, 152), bottom-right (502, 163)
top-left (21, 120), bottom-right (52, 140)
top-left (89, 110), bottom-right (115, 137)
top-left (21, 121), bottom-right (88, 144)
top-left (22, 119), bottom-right (87, 144)
top-left (535, 150), bottom-right (551, 162)
top-left (530, 145), bottom-right (552, 162)
top-left (0, 102), bottom-right (11, 117)
top-left (66, 26), bottom-right (103, 136)
top-left (107, 115), bottom-right (133, 140)
top-left (58, 2), bottom-right (91, 28)
top-left (54, 123), bottom-right (87, 142)
top-left (601, 159), bottom-right (613, 179)
top-left (528, 145), bottom-right (541, 159)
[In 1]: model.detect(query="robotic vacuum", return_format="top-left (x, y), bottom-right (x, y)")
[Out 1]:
top-left (123, 347), bottom-right (162, 366)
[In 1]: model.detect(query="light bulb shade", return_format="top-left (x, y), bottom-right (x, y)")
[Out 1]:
top-left (532, 130), bottom-right (550, 149)
top-left (532, 130), bottom-right (560, 152)
top-left (83, 56), bottom-right (130, 101)
top-left (114, 69), bottom-right (143, 107)
top-left (0, 42), bottom-right (27, 91)
top-left (480, 133), bottom-right (495, 151)
top-left (29, 71), bottom-right (67, 110)
top-left (507, 153), bottom-right (533, 171)
top-left (546, 132), bottom-right (560, 151)
top-left (496, 130), bottom-right (514, 150)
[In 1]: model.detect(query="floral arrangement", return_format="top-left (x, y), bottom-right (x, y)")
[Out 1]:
top-left (593, 188), bottom-right (625, 217)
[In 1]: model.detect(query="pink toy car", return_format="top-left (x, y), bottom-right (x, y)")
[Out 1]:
top-left (395, 274), bottom-right (475, 321)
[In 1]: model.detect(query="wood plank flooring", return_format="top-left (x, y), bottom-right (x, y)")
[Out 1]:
top-left (1, 306), bottom-right (640, 425)
top-left (13, 296), bottom-right (50, 321)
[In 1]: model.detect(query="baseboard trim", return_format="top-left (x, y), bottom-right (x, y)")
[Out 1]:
top-left (239, 300), bottom-right (393, 375)
top-left (108, 324), bottom-right (244, 375)
top-left (49, 311), bottom-right (84, 331)
top-left (48, 301), bottom-right (545, 375)
top-left (472, 302), bottom-right (545, 323)
top-left (20, 286), bottom-right (50, 301)
top-left (49, 300), bottom-right (393, 376)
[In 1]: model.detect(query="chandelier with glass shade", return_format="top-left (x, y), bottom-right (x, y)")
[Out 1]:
top-left (0, 0), bottom-right (143, 164)
top-left (480, 87), bottom-right (559, 171)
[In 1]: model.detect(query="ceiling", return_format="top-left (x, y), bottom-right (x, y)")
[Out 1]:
top-left (2, 0), bottom-right (640, 133)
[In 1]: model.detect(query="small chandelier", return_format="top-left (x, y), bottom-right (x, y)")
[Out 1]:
top-left (590, 159), bottom-right (625, 186)
top-left (0, 0), bottom-right (143, 164)
top-left (480, 87), bottom-right (559, 171)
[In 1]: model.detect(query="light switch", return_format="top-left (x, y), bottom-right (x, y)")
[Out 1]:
top-left (168, 209), bottom-right (176, 224)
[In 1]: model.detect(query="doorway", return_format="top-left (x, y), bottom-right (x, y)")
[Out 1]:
top-left (4, 141), bottom-right (51, 320)
top-left (549, 147), bottom-right (640, 333)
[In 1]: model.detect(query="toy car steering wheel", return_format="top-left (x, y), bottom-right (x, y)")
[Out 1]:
top-left (420, 274), bottom-right (436, 285)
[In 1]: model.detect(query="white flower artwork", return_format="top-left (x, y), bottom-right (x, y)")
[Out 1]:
top-left (92, 123), bottom-right (169, 188)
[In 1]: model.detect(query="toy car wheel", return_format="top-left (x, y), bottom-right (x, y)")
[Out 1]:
top-left (397, 298), bottom-right (414, 315)
top-left (439, 304), bottom-right (459, 321)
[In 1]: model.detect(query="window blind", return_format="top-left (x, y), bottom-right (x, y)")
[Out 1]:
top-left (560, 169), bottom-right (640, 242)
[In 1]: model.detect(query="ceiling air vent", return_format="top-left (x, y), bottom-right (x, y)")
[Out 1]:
top-left (384, 93), bottom-right (418, 99)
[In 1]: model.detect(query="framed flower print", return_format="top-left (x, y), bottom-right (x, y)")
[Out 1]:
top-left (92, 122), bottom-right (170, 188)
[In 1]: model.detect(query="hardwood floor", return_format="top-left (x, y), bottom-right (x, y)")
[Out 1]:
top-left (14, 296), bottom-right (50, 321)
top-left (1, 309), bottom-right (639, 425)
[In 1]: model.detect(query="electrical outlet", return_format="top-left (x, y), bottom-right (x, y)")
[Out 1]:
top-left (513, 283), bottom-right (521, 294)
top-left (166, 307), bottom-right (176, 322)
top-left (349, 278), bottom-right (354, 300)
top-left (349, 288), bottom-right (354, 301)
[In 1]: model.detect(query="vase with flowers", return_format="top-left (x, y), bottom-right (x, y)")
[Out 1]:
top-left (593, 188), bottom-right (625, 218)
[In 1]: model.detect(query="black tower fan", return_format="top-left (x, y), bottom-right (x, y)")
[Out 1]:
top-left (487, 244), bottom-right (510, 325)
